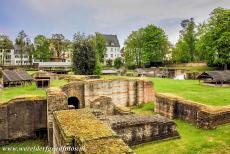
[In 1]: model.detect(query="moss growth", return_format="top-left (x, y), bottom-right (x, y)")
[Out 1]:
top-left (54, 109), bottom-right (116, 141)
top-left (85, 138), bottom-right (133, 154)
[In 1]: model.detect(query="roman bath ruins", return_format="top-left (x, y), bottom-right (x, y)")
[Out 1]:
top-left (0, 77), bottom-right (230, 153)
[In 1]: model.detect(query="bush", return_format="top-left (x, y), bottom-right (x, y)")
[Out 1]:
top-left (114, 57), bottom-right (123, 69)
top-left (106, 59), bottom-right (113, 67)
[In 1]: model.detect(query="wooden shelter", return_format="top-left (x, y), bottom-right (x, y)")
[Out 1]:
top-left (197, 71), bottom-right (230, 86)
top-left (35, 77), bottom-right (50, 88)
top-left (2, 70), bottom-right (33, 87)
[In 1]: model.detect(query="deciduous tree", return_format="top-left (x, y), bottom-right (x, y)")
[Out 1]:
top-left (34, 35), bottom-right (51, 62)
top-left (196, 8), bottom-right (230, 70)
top-left (72, 32), bottom-right (96, 75)
top-left (15, 30), bottom-right (27, 65)
top-left (0, 35), bottom-right (13, 66)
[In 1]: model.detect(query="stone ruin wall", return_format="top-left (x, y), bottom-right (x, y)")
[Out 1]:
top-left (60, 79), bottom-right (155, 108)
top-left (155, 93), bottom-right (230, 129)
top-left (53, 109), bottom-right (134, 154)
top-left (101, 114), bottom-right (180, 146)
top-left (0, 97), bottom-right (47, 145)
top-left (46, 78), bottom-right (155, 146)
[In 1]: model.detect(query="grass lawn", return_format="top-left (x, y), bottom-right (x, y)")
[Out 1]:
top-left (0, 80), bottom-right (68, 102)
top-left (132, 103), bottom-right (155, 115)
top-left (0, 139), bottom-right (50, 154)
top-left (151, 78), bottom-right (230, 106)
top-left (132, 104), bottom-right (230, 154)
top-left (102, 75), bottom-right (230, 106)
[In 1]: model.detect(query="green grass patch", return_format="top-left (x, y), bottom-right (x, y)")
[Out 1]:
top-left (102, 75), bottom-right (230, 106)
top-left (0, 139), bottom-right (50, 154)
top-left (151, 78), bottom-right (230, 106)
top-left (132, 103), bottom-right (155, 115)
top-left (0, 80), bottom-right (68, 102)
top-left (132, 104), bottom-right (230, 154)
top-left (133, 120), bottom-right (230, 154)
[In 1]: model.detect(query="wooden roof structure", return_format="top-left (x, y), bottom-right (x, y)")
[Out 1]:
top-left (197, 71), bottom-right (230, 83)
top-left (2, 70), bottom-right (33, 83)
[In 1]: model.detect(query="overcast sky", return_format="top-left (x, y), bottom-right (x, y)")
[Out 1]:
top-left (0, 0), bottom-right (229, 46)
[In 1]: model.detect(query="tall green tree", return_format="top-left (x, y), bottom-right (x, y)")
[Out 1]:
top-left (72, 32), bottom-right (96, 75)
top-left (50, 34), bottom-right (67, 61)
top-left (15, 30), bottom-right (27, 66)
top-left (173, 18), bottom-right (196, 62)
top-left (0, 35), bottom-right (13, 66)
top-left (34, 35), bottom-right (52, 61)
top-left (196, 8), bottom-right (230, 70)
top-left (94, 32), bottom-right (106, 63)
top-left (124, 25), bottom-right (168, 67)
top-left (143, 25), bottom-right (168, 64)
top-left (25, 38), bottom-right (34, 65)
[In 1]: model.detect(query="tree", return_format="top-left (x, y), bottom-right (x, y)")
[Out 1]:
top-left (0, 35), bottom-right (13, 66)
top-left (72, 32), bottom-right (96, 75)
top-left (172, 39), bottom-right (190, 63)
top-left (196, 8), bottom-right (230, 70)
top-left (15, 30), bottom-right (27, 65)
top-left (143, 25), bottom-right (168, 64)
top-left (25, 38), bottom-right (34, 65)
top-left (124, 24), bottom-right (168, 68)
top-left (125, 29), bottom-right (144, 67)
top-left (114, 57), bottom-right (123, 69)
top-left (94, 32), bottom-right (106, 63)
top-left (106, 59), bottom-right (113, 67)
top-left (34, 35), bottom-right (52, 61)
top-left (50, 34), bottom-right (67, 61)
top-left (173, 18), bottom-right (196, 62)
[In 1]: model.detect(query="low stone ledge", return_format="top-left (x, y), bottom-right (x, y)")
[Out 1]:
top-left (155, 92), bottom-right (230, 129)
top-left (101, 114), bottom-right (180, 146)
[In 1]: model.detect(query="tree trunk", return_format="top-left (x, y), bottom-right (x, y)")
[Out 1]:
top-left (224, 63), bottom-right (227, 70)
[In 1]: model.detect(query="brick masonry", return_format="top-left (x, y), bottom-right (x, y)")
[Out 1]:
top-left (155, 93), bottom-right (230, 129)
top-left (0, 97), bottom-right (47, 145)
top-left (47, 78), bottom-right (155, 146)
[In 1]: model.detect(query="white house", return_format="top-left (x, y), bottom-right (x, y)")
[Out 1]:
top-left (0, 49), bottom-right (14, 66)
top-left (0, 45), bottom-right (33, 66)
top-left (103, 34), bottom-right (121, 64)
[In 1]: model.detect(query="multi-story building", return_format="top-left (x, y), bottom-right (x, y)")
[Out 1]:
top-left (0, 45), bottom-right (33, 66)
top-left (0, 48), bottom-right (14, 66)
top-left (103, 34), bottom-right (121, 64)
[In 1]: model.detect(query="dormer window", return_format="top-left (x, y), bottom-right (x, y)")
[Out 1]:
top-left (111, 42), bottom-right (114, 46)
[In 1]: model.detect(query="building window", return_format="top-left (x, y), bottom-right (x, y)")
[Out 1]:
top-left (5, 55), bottom-right (11, 59)
top-left (24, 55), bottom-right (28, 58)
top-left (105, 54), bottom-right (108, 58)
top-left (111, 48), bottom-right (113, 51)
top-left (111, 54), bottom-right (113, 58)
top-left (15, 55), bottom-right (19, 58)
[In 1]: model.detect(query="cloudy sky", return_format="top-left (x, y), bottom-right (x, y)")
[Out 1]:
top-left (0, 0), bottom-right (229, 45)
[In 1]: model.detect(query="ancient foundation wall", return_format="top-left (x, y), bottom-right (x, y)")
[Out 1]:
top-left (47, 79), bottom-right (155, 146)
top-left (53, 109), bottom-right (134, 154)
top-left (0, 97), bottom-right (47, 145)
top-left (61, 79), bottom-right (155, 108)
top-left (155, 93), bottom-right (230, 129)
top-left (101, 114), bottom-right (180, 146)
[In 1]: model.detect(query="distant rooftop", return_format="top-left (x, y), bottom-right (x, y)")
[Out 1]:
top-left (103, 34), bottom-right (120, 47)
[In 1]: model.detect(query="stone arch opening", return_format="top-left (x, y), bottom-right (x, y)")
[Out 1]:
top-left (68, 97), bottom-right (80, 109)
